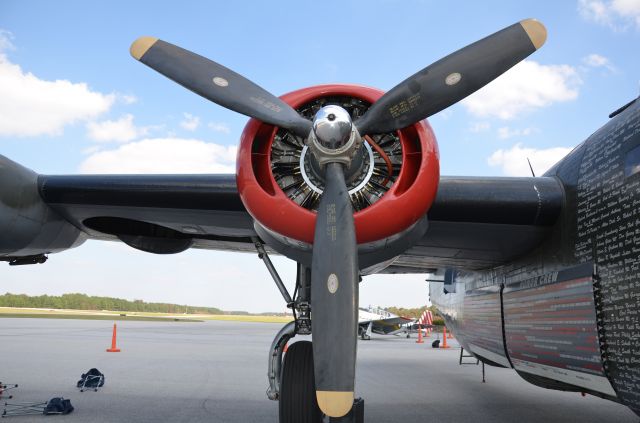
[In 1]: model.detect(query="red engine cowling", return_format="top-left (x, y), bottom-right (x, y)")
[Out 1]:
top-left (236, 84), bottom-right (439, 247)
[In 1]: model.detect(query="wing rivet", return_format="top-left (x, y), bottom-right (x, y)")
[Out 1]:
top-left (327, 273), bottom-right (339, 294)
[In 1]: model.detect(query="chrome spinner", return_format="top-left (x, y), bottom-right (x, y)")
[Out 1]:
top-left (308, 105), bottom-right (362, 167)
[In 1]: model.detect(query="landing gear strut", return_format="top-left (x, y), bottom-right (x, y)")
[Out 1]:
top-left (359, 322), bottom-right (372, 341)
top-left (265, 262), bottom-right (312, 402)
top-left (256, 242), bottom-right (363, 422)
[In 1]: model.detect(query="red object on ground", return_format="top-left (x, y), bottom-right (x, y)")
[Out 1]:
top-left (442, 327), bottom-right (449, 349)
top-left (416, 327), bottom-right (424, 344)
top-left (283, 342), bottom-right (288, 353)
top-left (106, 323), bottom-right (121, 352)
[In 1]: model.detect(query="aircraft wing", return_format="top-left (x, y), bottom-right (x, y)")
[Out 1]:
top-left (2, 153), bottom-right (563, 270)
top-left (38, 172), bottom-right (258, 254)
top-left (383, 174), bottom-right (563, 271)
top-left (41, 172), bottom-right (563, 267)
top-left (358, 316), bottom-right (414, 335)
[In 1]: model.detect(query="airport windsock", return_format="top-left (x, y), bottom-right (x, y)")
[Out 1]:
top-left (106, 323), bottom-right (121, 353)
top-left (417, 310), bottom-right (427, 325)
top-left (417, 310), bottom-right (433, 335)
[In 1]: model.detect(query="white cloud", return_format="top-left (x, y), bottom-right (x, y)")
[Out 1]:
top-left (583, 53), bottom-right (608, 67)
top-left (488, 143), bottom-right (573, 176)
top-left (461, 60), bottom-right (580, 120)
top-left (119, 94), bottom-right (138, 104)
top-left (86, 114), bottom-right (149, 143)
top-left (615, 0), bottom-right (640, 16)
top-left (579, 0), bottom-right (614, 25)
top-left (0, 29), bottom-right (14, 52)
top-left (469, 122), bottom-right (490, 133)
top-left (180, 113), bottom-right (200, 131)
top-left (208, 122), bottom-right (231, 134)
top-left (582, 53), bottom-right (617, 72)
top-left (0, 32), bottom-right (114, 137)
top-left (497, 126), bottom-right (536, 140)
top-left (81, 145), bottom-right (101, 155)
top-left (79, 138), bottom-right (237, 174)
top-left (579, 0), bottom-right (640, 30)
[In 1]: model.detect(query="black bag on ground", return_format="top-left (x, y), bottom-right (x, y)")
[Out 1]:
top-left (77, 368), bottom-right (105, 389)
top-left (44, 397), bottom-right (74, 415)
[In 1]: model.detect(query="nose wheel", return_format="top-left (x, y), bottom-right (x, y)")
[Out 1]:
top-left (279, 341), bottom-right (365, 423)
top-left (279, 341), bottom-right (323, 423)
top-left (259, 256), bottom-right (364, 422)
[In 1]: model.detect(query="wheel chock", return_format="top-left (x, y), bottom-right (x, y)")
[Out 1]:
top-left (329, 397), bottom-right (364, 423)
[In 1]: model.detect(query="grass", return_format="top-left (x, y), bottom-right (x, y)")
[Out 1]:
top-left (0, 307), bottom-right (293, 323)
top-left (0, 312), bottom-right (201, 322)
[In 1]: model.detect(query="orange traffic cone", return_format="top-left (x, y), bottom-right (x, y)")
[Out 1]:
top-left (416, 326), bottom-right (424, 344)
top-left (442, 326), bottom-right (449, 349)
top-left (106, 323), bottom-right (121, 352)
top-left (283, 342), bottom-right (289, 353)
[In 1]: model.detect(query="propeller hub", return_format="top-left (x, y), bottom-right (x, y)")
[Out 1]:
top-left (308, 105), bottom-right (362, 167)
top-left (313, 105), bottom-right (353, 150)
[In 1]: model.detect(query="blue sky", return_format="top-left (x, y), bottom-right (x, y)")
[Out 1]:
top-left (1, 1), bottom-right (639, 312)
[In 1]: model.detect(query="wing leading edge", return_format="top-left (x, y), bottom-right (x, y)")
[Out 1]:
top-left (35, 173), bottom-right (563, 268)
top-left (38, 173), bottom-right (255, 254)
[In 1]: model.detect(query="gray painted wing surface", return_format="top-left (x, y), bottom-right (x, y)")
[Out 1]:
top-left (35, 174), bottom-right (562, 267)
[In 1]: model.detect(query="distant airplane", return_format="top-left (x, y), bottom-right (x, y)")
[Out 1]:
top-left (357, 306), bottom-right (414, 340)
top-left (3, 17), bottom-right (639, 422)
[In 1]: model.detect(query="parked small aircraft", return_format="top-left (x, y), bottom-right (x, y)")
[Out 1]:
top-left (358, 306), bottom-right (414, 340)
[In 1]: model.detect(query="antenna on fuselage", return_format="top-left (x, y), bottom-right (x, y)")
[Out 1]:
top-left (527, 158), bottom-right (536, 177)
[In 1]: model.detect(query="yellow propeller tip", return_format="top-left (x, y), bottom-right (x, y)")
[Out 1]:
top-left (130, 36), bottom-right (158, 60)
top-left (520, 19), bottom-right (547, 50)
top-left (316, 391), bottom-right (354, 418)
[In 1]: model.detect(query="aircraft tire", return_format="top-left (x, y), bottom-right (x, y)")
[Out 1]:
top-left (279, 341), bottom-right (323, 423)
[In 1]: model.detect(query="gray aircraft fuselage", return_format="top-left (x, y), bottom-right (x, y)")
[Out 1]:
top-left (431, 98), bottom-right (640, 414)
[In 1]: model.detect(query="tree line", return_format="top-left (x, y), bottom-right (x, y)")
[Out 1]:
top-left (0, 292), bottom-right (443, 321)
top-left (0, 293), bottom-right (223, 315)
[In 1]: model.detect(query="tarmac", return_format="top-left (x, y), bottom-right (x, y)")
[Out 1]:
top-left (0, 318), bottom-right (636, 422)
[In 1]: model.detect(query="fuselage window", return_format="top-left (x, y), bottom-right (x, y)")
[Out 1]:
top-left (624, 144), bottom-right (640, 178)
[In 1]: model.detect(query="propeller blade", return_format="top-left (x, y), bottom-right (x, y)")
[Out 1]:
top-left (355, 19), bottom-right (547, 135)
top-left (311, 162), bottom-right (358, 418)
top-left (130, 37), bottom-right (312, 138)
